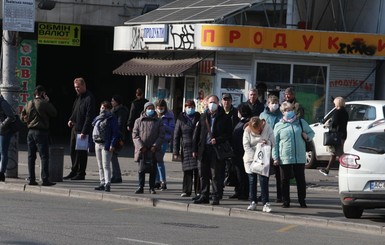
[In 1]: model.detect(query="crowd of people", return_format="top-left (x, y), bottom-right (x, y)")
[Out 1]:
top-left (1, 78), bottom-right (351, 212)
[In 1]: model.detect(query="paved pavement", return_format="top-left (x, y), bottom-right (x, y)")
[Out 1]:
top-left (1, 143), bottom-right (385, 236)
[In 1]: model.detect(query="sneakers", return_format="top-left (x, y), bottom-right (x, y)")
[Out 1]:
top-left (319, 168), bottom-right (329, 176)
top-left (247, 201), bottom-right (257, 211)
top-left (94, 184), bottom-right (105, 191)
top-left (105, 184), bottom-right (111, 192)
top-left (149, 189), bottom-right (156, 194)
top-left (181, 193), bottom-right (191, 197)
top-left (262, 203), bottom-right (272, 213)
top-left (161, 182), bottom-right (167, 191)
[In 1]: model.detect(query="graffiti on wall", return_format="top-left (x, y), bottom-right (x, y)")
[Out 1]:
top-left (170, 24), bottom-right (195, 50)
top-left (130, 26), bottom-right (145, 50)
top-left (337, 39), bottom-right (376, 56)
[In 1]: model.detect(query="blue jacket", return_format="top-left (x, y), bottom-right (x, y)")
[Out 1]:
top-left (160, 110), bottom-right (175, 141)
top-left (92, 112), bottom-right (120, 151)
top-left (272, 118), bottom-right (314, 165)
top-left (259, 106), bottom-right (283, 129)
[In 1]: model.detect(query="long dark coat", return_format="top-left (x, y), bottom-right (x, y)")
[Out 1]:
top-left (173, 112), bottom-right (200, 171)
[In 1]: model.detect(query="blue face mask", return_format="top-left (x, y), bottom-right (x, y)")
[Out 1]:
top-left (186, 108), bottom-right (195, 115)
top-left (286, 111), bottom-right (296, 119)
top-left (146, 109), bottom-right (155, 117)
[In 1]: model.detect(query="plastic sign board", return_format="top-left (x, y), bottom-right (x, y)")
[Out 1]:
top-left (38, 23), bottom-right (81, 46)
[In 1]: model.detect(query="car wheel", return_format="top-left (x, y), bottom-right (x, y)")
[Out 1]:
top-left (342, 204), bottom-right (364, 219)
top-left (305, 144), bottom-right (317, 169)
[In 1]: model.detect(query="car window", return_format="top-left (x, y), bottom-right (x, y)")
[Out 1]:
top-left (346, 104), bottom-right (376, 121)
top-left (353, 132), bottom-right (385, 154)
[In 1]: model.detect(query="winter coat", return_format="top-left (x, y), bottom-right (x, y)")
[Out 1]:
top-left (111, 104), bottom-right (129, 140)
top-left (132, 111), bottom-right (165, 162)
top-left (225, 105), bottom-right (240, 131)
top-left (173, 112), bottom-right (200, 171)
top-left (243, 123), bottom-right (275, 174)
top-left (193, 106), bottom-right (232, 161)
top-left (242, 100), bottom-right (264, 117)
top-left (272, 118), bottom-right (314, 165)
top-left (127, 97), bottom-right (148, 130)
top-left (159, 110), bottom-right (175, 141)
top-left (69, 90), bottom-right (96, 135)
top-left (231, 117), bottom-right (250, 166)
top-left (259, 106), bottom-right (283, 129)
top-left (92, 111), bottom-right (120, 151)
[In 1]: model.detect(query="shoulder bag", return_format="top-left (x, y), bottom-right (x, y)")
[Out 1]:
top-left (205, 118), bottom-right (234, 161)
top-left (323, 130), bottom-right (341, 146)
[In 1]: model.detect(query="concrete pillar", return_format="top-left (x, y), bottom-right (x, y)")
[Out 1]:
top-left (1, 30), bottom-right (20, 178)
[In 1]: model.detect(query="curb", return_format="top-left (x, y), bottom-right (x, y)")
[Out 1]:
top-left (1, 182), bottom-right (383, 236)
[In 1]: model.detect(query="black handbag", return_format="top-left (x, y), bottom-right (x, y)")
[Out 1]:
top-left (323, 131), bottom-right (341, 146)
top-left (138, 151), bottom-right (154, 173)
top-left (213, 141), bottom-right (234, 161)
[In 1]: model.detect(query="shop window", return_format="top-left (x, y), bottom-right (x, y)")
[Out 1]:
top-left (221, 78), bottom-right (245, 90)
top-left (152, 77), bottom-right (172, 104)
top-left (256, 61), bottom-right (328, 123)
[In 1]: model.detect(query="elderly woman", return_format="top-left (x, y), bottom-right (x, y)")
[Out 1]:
top-left (132, 102), bottom-right (165, 194)
top-left (272, 101), bottom-right (314, 208)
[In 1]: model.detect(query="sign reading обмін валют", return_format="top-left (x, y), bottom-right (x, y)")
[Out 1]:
top-left (38, 23), bottom-right (81, 46)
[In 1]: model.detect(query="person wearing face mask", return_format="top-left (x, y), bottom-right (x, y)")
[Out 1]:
top-left (92, 101), bottom-right (120, 192)
top-left (260, 95), bottom-right (283, 203)
top-left (173, 100), bottom-right (201, 198)
top-left (272, 102), bottom-right (314, 208)
top-left (192, 95), bottom-right (233, 205)
top-left (154, 99), bottom-right (175, 191)
top-left (132, 102), bottom-right (165, 194)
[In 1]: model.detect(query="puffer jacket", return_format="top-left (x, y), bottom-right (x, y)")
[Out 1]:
top-left (160, 110), bottom-right (175, 141)
top-left (132, 111), bottom-right (165, 162)
top-left (242, 124), bottom-right (274, 174)
top-left (272, 118), bottom-right (314, 165)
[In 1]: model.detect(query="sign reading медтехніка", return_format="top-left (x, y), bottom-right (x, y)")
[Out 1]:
top-left (38, 23), bottom-right (81, 46)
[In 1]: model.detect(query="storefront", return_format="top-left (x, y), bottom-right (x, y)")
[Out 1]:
top-left (114, 23), bottom-right (383, 123)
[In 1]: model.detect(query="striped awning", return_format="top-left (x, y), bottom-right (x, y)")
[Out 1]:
top-left (112, 57), bottom-right (202, 77)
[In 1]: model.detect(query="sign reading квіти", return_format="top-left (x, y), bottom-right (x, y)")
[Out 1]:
top-left (38, 23), bottom-right (81, 46)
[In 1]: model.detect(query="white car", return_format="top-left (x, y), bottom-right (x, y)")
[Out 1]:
top-left (306, 100), bottom-right (385, 169)
top-left (338, 119), bottom-right (385, 218)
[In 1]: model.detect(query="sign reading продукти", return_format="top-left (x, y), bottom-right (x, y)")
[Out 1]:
top-left (38, 23), bottom-right (81, 46)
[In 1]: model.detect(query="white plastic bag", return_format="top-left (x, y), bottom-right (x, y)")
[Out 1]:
top-left (250, 143), bottom-right (271, 177)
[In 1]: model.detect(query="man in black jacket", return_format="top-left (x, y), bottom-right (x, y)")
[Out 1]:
top-left (64, 77), bottom-right (96, 180)
top-left (126, 88), bottom-right (148, 133)
top-left (193, 95), bottom-right (232, 205)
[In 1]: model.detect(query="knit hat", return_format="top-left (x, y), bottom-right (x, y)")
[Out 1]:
top-left (144, 101), bottom-right (154, 110)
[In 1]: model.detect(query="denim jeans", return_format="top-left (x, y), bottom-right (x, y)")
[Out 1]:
top-left (27, 129), bottom-right (50, 181)
top-left (111, 152), bottom-right (122, 179)
top-left (155, 142), bottom-right (168, 183)
top-left (248, 173), bottom-right (269, 204)
top-left (0, 131), bottom-right (13, 173)
top-left (95, 143), bottom-right (112, 185)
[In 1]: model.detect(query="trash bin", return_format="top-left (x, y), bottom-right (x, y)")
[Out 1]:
top-left (48, 147), bottom-right (64, 182)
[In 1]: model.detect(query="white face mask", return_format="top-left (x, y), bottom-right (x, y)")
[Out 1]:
top-left (156, 108), bottom-right (165, 114)
top-left (208, 102), bottom-right (218, 112)
top-left (270, 103), bottom-right (279, 112)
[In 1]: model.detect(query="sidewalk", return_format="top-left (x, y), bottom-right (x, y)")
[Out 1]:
top-left (2, 143), bottom-right (384, 236)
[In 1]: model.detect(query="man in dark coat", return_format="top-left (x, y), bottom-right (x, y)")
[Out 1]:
top-left (193, 95), bottom-right (233, 205)
top-left (242, 88), bottom-right (264, 116)
top-left (64, 77), bottom-right (96, 180)
top-left (127, 88), bottom-right (148, 132)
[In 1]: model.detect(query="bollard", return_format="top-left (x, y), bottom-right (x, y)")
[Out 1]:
top-left (48, 147), bottom-right (64, 182)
